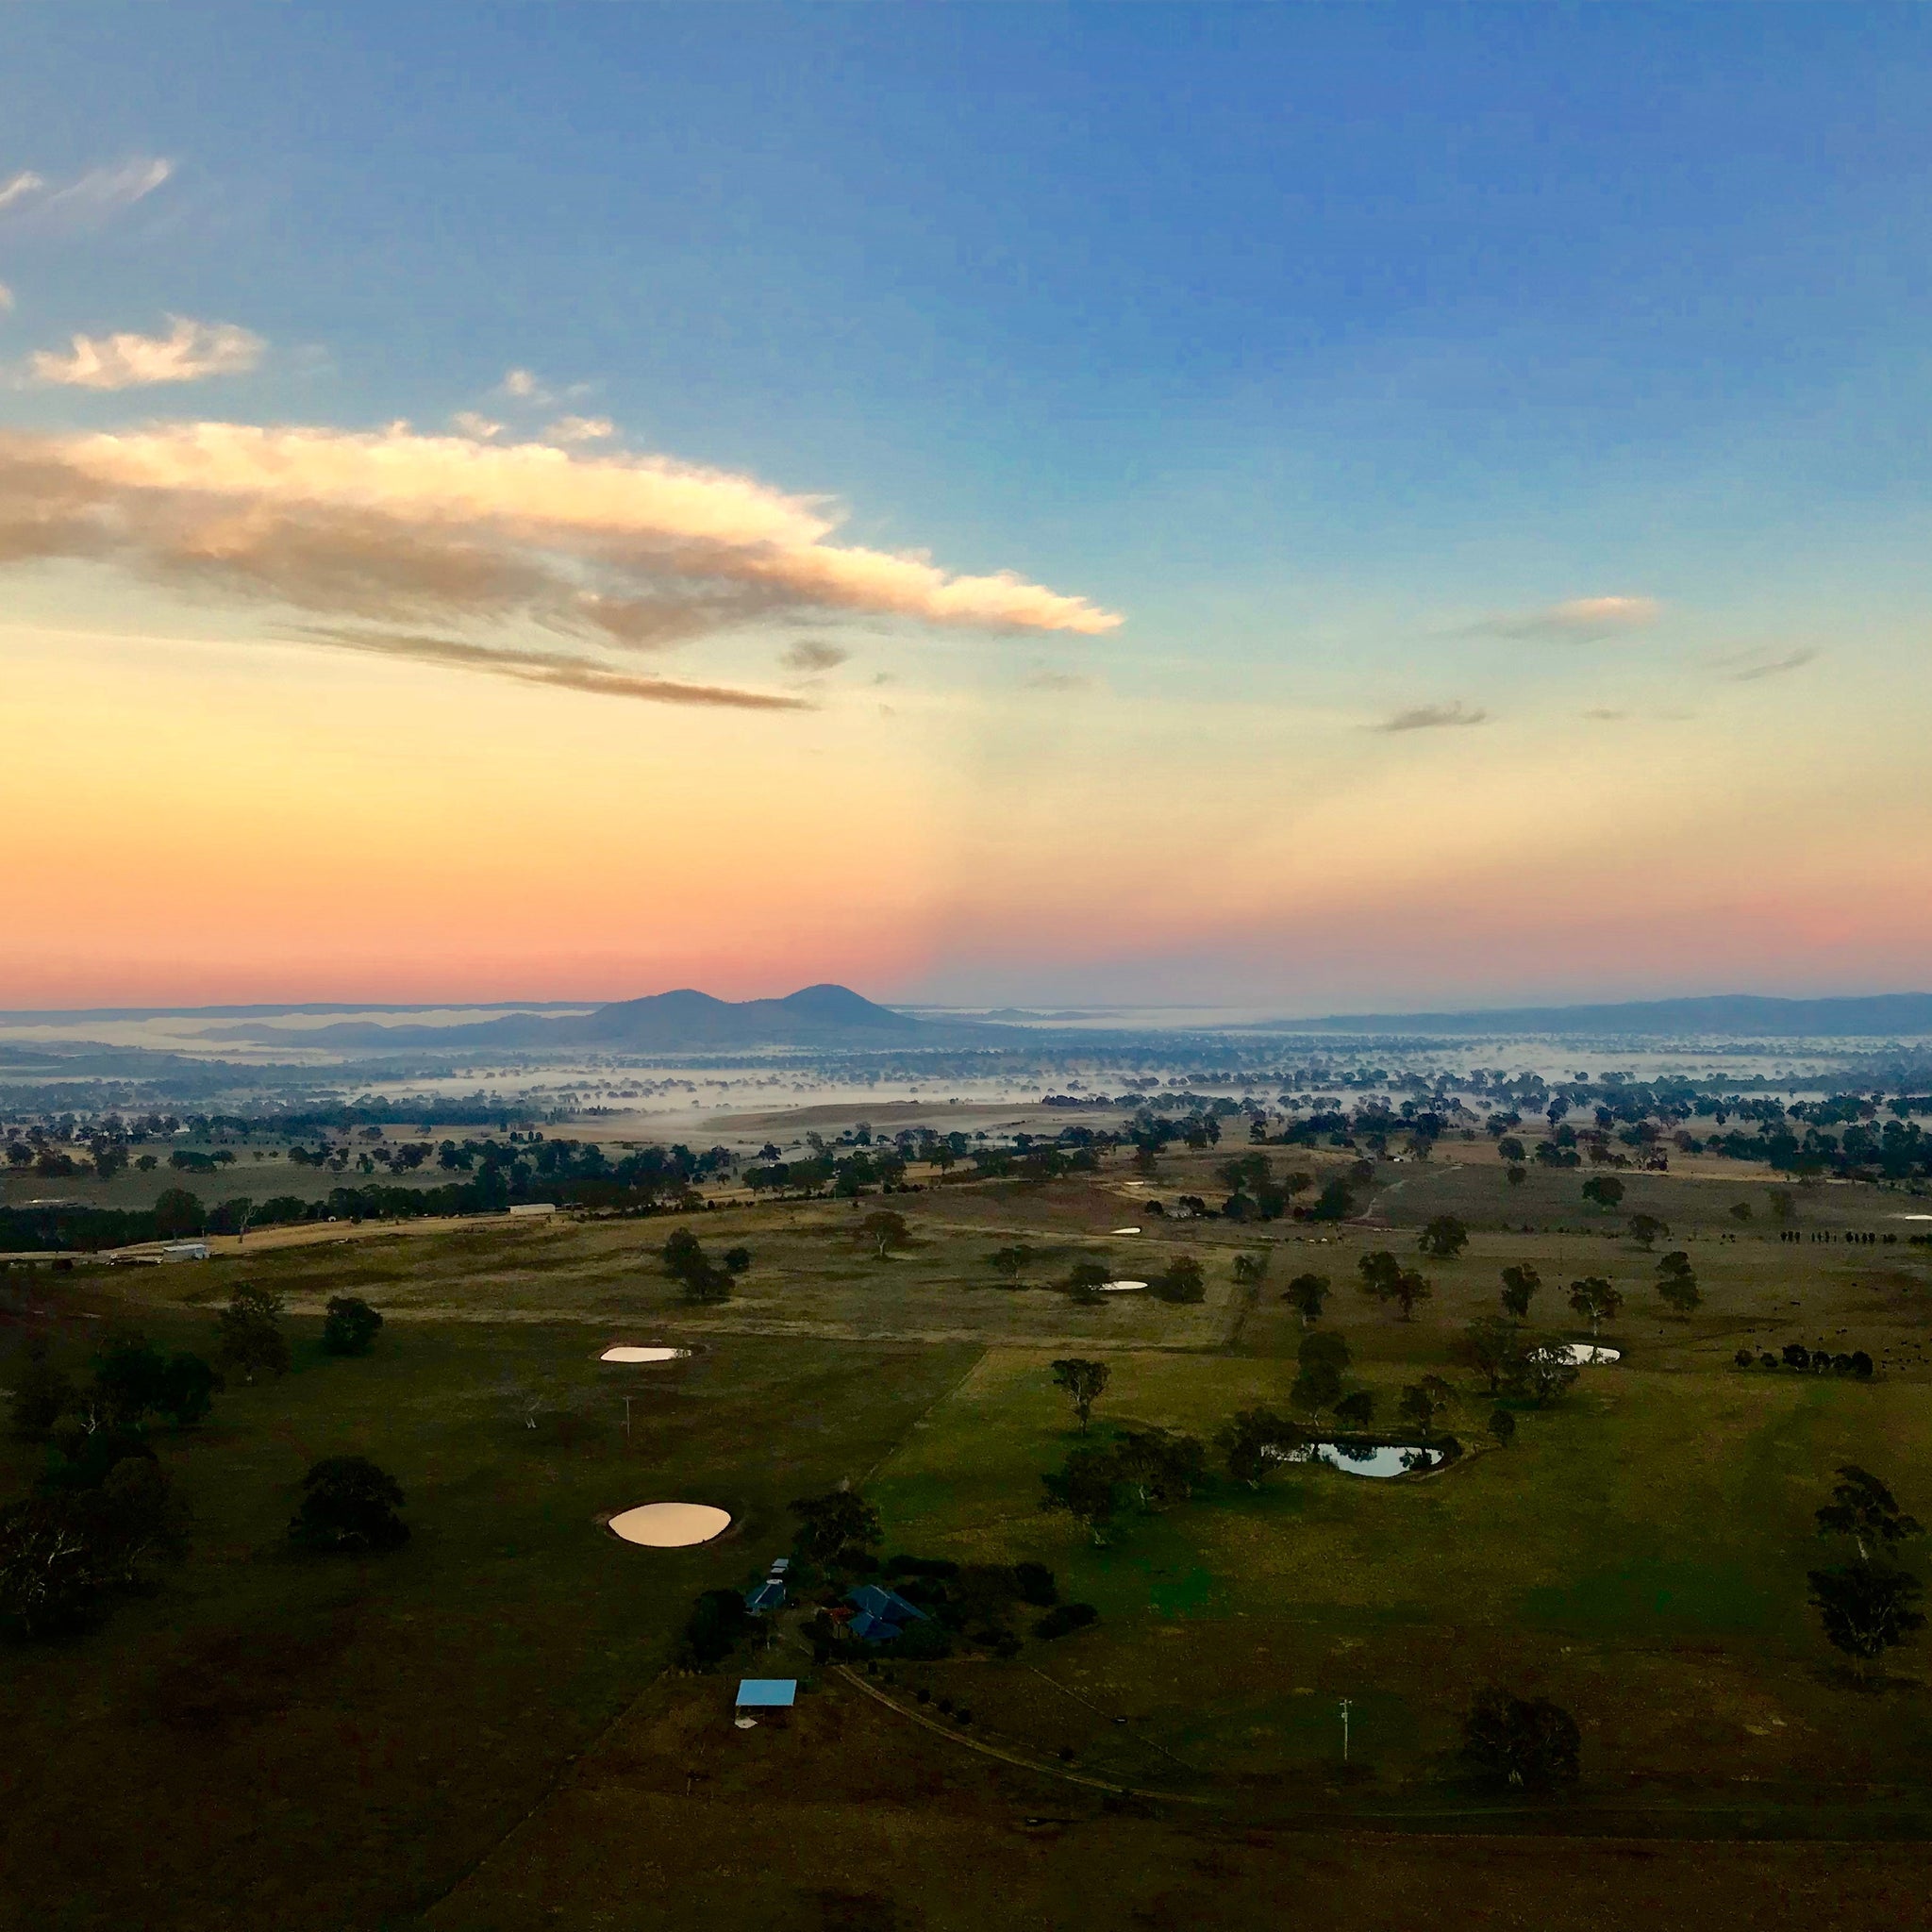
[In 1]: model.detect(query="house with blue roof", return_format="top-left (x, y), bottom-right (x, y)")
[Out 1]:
top-left (843, 1583), bottom-right (927, 1641)
top-left (744, 1579), bottom-right (786, 1615)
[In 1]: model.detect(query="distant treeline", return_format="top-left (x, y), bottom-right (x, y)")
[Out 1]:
top-left (0, 1137), bottom-right (735, 1252)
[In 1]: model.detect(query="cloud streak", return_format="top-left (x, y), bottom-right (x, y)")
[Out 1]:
top-left (27, 317), bottom-right (264, 390)
top-left (1467, 594), bottom-right (1661, 641)
top-left (0, 420), bottom-right (1118, 706)
top-left (0, 158), bottom-right (174, 233)
top-left (1720, 646), bottom-right (1818, 682)
top-left (292, 626), bottom-right (812, 709)
top-left (1370, 700), bottom-right (1490, 733)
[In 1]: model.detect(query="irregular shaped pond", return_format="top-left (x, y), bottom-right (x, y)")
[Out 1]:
top-left (1537, 1343), bottom-right (1621, 1366)
top-left (1283, 1442), bottom-right (1443, 1479)
top-left (1100, 1279), bottom-right (1148, 1292)
top-left (1110, 1226), bottom-right (1142, 1235)
top-left (600, 1345), bottom-right (689, 1364)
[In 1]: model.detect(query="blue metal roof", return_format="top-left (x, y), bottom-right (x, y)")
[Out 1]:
top-left (744, 1581), bottom-right (786, 1613)
top-left (735, 1678), bottom-right (798, 1707)
top-left (847, 1611), bottom-right (898, 1643)
top-left (846, 1584), bottom-right (926, 1624)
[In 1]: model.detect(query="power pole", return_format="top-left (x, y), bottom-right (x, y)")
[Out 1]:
top-left (1339, 1697), bottom-right (1353, 1763)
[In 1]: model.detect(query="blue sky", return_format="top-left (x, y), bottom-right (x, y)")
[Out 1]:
top-left (4, 6), bottom-right (1931, 1007)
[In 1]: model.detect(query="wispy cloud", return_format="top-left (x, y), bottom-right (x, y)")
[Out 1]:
top-left (27, 317), bottom-right (263, 390)
top-left (1719, 646), bottom-right (1818, 683)
top-left (780, 639), bottom-right (849, 674)
top-left (0, 158), bottom-right (174, 233)
top-left (1023, 669), bottom-right (1093, 692)
top-left (544, 414), bottom-right (614, 443)
top-left (1582, 707), bottom-right (1627, 722)
top-left (1370, 700), bottom-right (1490, 733)
top-left (1466, 594), bottom-right (1661, 641)
top-left (0, 281), bottom-right (12, 314)
top-left (450, 410), bottom-right (502, 440)
top-left (293, 626), bottom-right (811, 710)
top-left (0, 421), bottom-right (1120, 705)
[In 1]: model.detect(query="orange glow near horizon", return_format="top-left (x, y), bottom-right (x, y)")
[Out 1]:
top-left (8, 614), bottom-right (1931, 1013)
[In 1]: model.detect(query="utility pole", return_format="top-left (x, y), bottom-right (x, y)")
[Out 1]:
top-left (1339, 1697), bottom-right (1353, 1763)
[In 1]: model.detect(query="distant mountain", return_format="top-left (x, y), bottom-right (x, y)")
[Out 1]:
top-left (1274, 992), bottom-right (1932, 1038)
top-left (204, 983), bottom-right (958, 1053)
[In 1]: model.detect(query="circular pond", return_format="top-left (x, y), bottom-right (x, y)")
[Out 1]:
top-left (600, 1345), bottom-right (688, 1363)
top-left (608, 1503), bottom-right (732, 1547)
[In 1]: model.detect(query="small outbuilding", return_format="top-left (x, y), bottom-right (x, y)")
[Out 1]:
top-left (744, 1579), bottom-right (786, 1615)
top-left (735, 1678), bottom-right (797, 1726)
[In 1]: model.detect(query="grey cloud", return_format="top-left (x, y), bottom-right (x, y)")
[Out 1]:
top-left (1721, 647), bottom-right (1818, 683)
top-left (779, 639), bottom-right (850, 674)
top-left (1370, 700), bottom-right (1490, 733)
top-left (291, 627), bottom-right (812, 710)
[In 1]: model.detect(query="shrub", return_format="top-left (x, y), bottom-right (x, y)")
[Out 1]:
top-left (8, 1340), bottom-right (76, 1437)
top-left (891, 1616), bottom-right (954, 1661)
top-left (1011, 1559), bottom-right (1058, 1607)
top-left (677, 1587), bottom-right (750, 1671)
top-left (1033, 1602), bottom-right (1100, 1641)
top-left (1461, 1688), bottom-right (1582, 1790)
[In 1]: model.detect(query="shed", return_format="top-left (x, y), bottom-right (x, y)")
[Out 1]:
top-left (744, 1580), bottom-right (786, 1615)
top-left (735, 1679), bottom-right (797, 1724)
top-left (160, 1241), bottom-right (211, 1262)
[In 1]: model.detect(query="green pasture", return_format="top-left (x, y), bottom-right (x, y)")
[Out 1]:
top-left (9, 1146), bottom-right (1932, 1928)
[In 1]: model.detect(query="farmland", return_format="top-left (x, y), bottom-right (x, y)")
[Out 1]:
top-left (7, 1139), bottom-right (1932, 1929)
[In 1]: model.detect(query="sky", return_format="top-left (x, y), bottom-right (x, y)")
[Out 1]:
top-left (5, 4), bottom-right (1932, 1013)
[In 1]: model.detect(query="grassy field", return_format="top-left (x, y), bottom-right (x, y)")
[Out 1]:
top-left (7, 1141), bottom-right (1932, 1928)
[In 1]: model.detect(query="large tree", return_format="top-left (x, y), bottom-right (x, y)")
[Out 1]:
top-left (1460, 1317), bottom-right (1524, 1395)
top-left (1219, 1407), bottom-right (1301, 1488)
top-left (788, 1486), bottom-right (882, 1564)
top-left (1050, 1357), bottom-right (1111, 1432)
top-left (1566, 1276), bottom-right (1623, 1337)
top-left (289, 1457), bottom-right (408, 1554)
top-left (1807, 1561), bottom-right (1925, 1677)
top-left (1292, 1330), bottom-right (1351, 1417)
top-left (1041, 1444), bottom-right (1124, 1544)
top-left (989, 1243), bottom-right (1034, 1289)
top-left (858, 1209), bottom-right (910, 1259)
top-left (1283, 1272), bottom-right (1330, 1326)
top-left (1581, 1174), bottom-right (1624, 1210)
top-left (1655, 1251), bottom-right (1700, 1317)
top-left (1499, 1264), bottom-right (1541, 1319)
top-left (1816, 1465), bottom-right (1923, 1559)
top-left (218, 1287), bottom-right (290, 1383)
top-left (321, 1295), bottom-right (384, 1357)
top-left (1417, 1215), bottom-right (1469, 1259)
